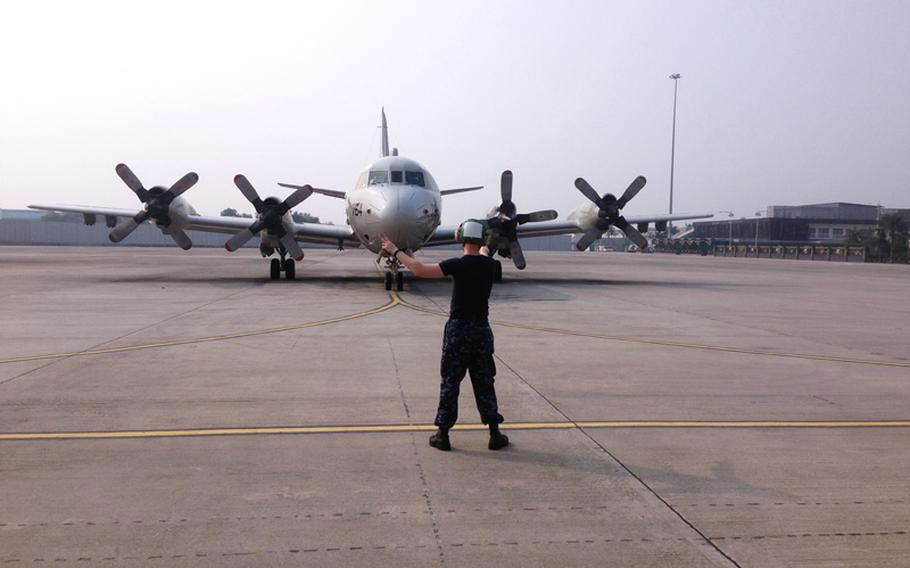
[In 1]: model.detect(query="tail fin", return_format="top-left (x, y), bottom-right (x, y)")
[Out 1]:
top-left (380, 107), bottom-right (390, 157)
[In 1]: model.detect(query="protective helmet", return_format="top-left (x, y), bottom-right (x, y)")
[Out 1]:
top-left (456, 218), bottom-right (488, 245)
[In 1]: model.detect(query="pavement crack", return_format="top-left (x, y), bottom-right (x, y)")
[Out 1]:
top-left (494, 352), bottom-right (743, 568)
top-left (387, 337), bottom-right (411, 421)
top-left (387, 300), bottom-right (447, 567)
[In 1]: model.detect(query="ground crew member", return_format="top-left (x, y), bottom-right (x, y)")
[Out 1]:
top-left (380, 220), bottom-right (509, 452)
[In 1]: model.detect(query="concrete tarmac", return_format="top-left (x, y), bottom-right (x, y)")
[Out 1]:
top-left (1, 246), bottom-right (908, 567)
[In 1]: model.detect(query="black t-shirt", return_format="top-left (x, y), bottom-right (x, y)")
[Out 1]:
top-left (439, 254), bottom-right (496, 320)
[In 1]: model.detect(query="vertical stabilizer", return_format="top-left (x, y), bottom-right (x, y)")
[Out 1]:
top-left (380, 107), bottom-right (390, 157)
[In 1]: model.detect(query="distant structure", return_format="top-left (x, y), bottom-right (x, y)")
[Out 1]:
top-left (0, 209), bottom-right (44, 221)
top-left (0, 209), bottom-right (259, 248)
top-left (693, 202), bottom-right (910, 244)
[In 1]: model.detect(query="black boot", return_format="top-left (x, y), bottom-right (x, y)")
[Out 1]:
top-left (488, 423), bottom-right (509, 450)
top-left (429, 427), bottom-right (451, 451)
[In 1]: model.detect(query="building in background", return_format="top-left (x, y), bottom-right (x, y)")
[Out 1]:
top-left (693, 202), bottom-right (910, 244)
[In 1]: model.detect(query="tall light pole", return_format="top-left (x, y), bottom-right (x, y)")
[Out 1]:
top-left (754, 210), bottom-right (763, 254)
top-left (719, 210), bottom-right (735, 245)
top-left (668, 73), bottom-right (681, 240)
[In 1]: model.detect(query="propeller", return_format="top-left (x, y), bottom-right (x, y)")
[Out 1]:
top-left (486, 170), bottom-right (558, 270)
top-left (224, 174), bottom-right (312, 260)
top-left (108, 163), bottom-right (199, 249)
top-left (573, 175), bottom-right (649, 251)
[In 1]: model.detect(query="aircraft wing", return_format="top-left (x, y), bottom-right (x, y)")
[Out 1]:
top-left (278, 183), bottom-right (345, 199)
top-left (29, 204), bottom-right (358, 247)
top-left (183, 215), bottom-right (357, 246)
top-left (622, 212), bottom-right (715, 225)
top-left (422, 224), bottom-right (459, 246)
top-left (421, 220), bottom-right (583, 247)
top-left (440, 186), bottom-right (483, 196)
top-left (289, 221), bottom-right (358, 247)
top-left (30, 203), bottom-right (142, 219)
top-left (421, 212), bottom-right (714, 248)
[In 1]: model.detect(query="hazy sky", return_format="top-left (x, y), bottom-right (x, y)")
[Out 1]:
top-left (2, 0), bottom-right (908, 225)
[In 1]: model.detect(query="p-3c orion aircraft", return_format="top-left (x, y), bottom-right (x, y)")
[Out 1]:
top-left (30, 109), bottom-right (713, 290)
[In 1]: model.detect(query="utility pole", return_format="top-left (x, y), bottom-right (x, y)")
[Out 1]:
top-left (719, 210), bottom-right (735, 246)
top-left (754, 210), bottom-right (763, 255)
top-left (668, 74), bottom-right (681, 239)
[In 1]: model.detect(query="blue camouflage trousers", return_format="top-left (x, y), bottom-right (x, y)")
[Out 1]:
top-left (435, 318), bottom-right (504, 429)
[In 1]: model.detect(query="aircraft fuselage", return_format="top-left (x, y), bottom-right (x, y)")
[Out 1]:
top-left (345, 155), bottom-right (442, 253)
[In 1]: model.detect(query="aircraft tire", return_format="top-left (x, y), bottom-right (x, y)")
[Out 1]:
top-left (270, 258), bottom-right (281, 280)
top-left (284, 259), bottom-right (296, 280)
top-left (396, 271), bottom-right (404, 291)
top-left (494, 260), bottom-right (503, 283)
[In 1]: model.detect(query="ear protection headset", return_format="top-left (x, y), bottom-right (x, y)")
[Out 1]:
top-left (456, 218), bottom-right (488, 245)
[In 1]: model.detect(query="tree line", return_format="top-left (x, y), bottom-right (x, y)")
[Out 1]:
top-left (846, 214), bottom-right (908, 263)
top-left (220, 208), bottom-right (320, 224)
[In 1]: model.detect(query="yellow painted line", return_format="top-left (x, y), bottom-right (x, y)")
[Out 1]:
top-left (2, 420), bottom-right (909, 441)
top-left (395, 296), bottom-right (910, 369)
top-left (0, 295), bottom-right (400, 365)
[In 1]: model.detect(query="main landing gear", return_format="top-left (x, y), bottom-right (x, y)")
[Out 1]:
top-left (381, 255), bottom-right (405, 291)
top-left (270, 258), bottom-right (296, 280)
top-left (269, 247), bottom-right (297, 281)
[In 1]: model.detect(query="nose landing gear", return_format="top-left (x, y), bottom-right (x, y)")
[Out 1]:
top-left (381, 255), bottom-right (405, 291)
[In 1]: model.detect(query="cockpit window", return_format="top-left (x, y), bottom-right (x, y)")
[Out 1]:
top-left (405, 171), bottom-right (425, 187)
top-left (368, 170), bottom-right (388, 185)
top-left (390, 170), bottom-right (403, 183)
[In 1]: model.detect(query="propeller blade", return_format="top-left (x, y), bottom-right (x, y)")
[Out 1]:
top-left (280, 233), bottom-right (304, 261)
top-left (500, 170), bottom-right (513, 203)
top-left (509, 239), bottom-right (526, 270)
top-left (517, 209), bottom-right (558, 224)
top-left (109, 211), bottom-right (149, 243)
top-left (168, 228), bottom-right (193, 250)
top-left (233, 174), bottom-right (265, 212)
top-left (574, 177), bottom-right (604, 209)
top-left (225, 228), bottom-right (256, 252)
top-left (617, 219), bottom-right (649, 249)
top-left (168, 172), bottom-right (199, 198)
top-left (115, 163), bottom-right (149, 201)
top-left (283, 185), bottom-right (313, 210)
top-left (575, 228), bottom-right (603, 251)
top-left (617, 176), bottom-right (647, 209)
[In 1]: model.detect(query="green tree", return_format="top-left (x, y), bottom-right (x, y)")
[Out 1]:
top-left (877, 214), bottom-right (908, 262)
top-left (41, 212), bottom-right (83, 223)
top-left (845, 228), bottom-right (868, 245)
top-left (221, 208), bottom-right (252, 218)
top-left (291, 211), bottom-right (320, 223)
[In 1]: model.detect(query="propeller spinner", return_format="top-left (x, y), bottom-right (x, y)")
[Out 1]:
top-left (224, 175), bottom-right (312, 261)
top-left (108, 163), bottom-right (199, 249)
top-left (485, 170), bottom-right (558, 270)
top-left (573, 176), bottom-right (648, 251)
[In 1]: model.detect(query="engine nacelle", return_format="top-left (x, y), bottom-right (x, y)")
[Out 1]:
top-left (259, 239), bottom-right (275, 257)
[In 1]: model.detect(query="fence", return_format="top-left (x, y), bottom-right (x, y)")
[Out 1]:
top-left (713, 243), bottom-right (866, 262)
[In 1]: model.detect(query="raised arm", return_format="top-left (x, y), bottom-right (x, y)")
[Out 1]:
top-left (380, 234), bottom-right (445, 279)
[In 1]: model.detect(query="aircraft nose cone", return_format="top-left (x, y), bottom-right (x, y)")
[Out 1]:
top-left (374, 187), bottom-right (433, 250)
top-left (378, 211), bottom-right (411, 248)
